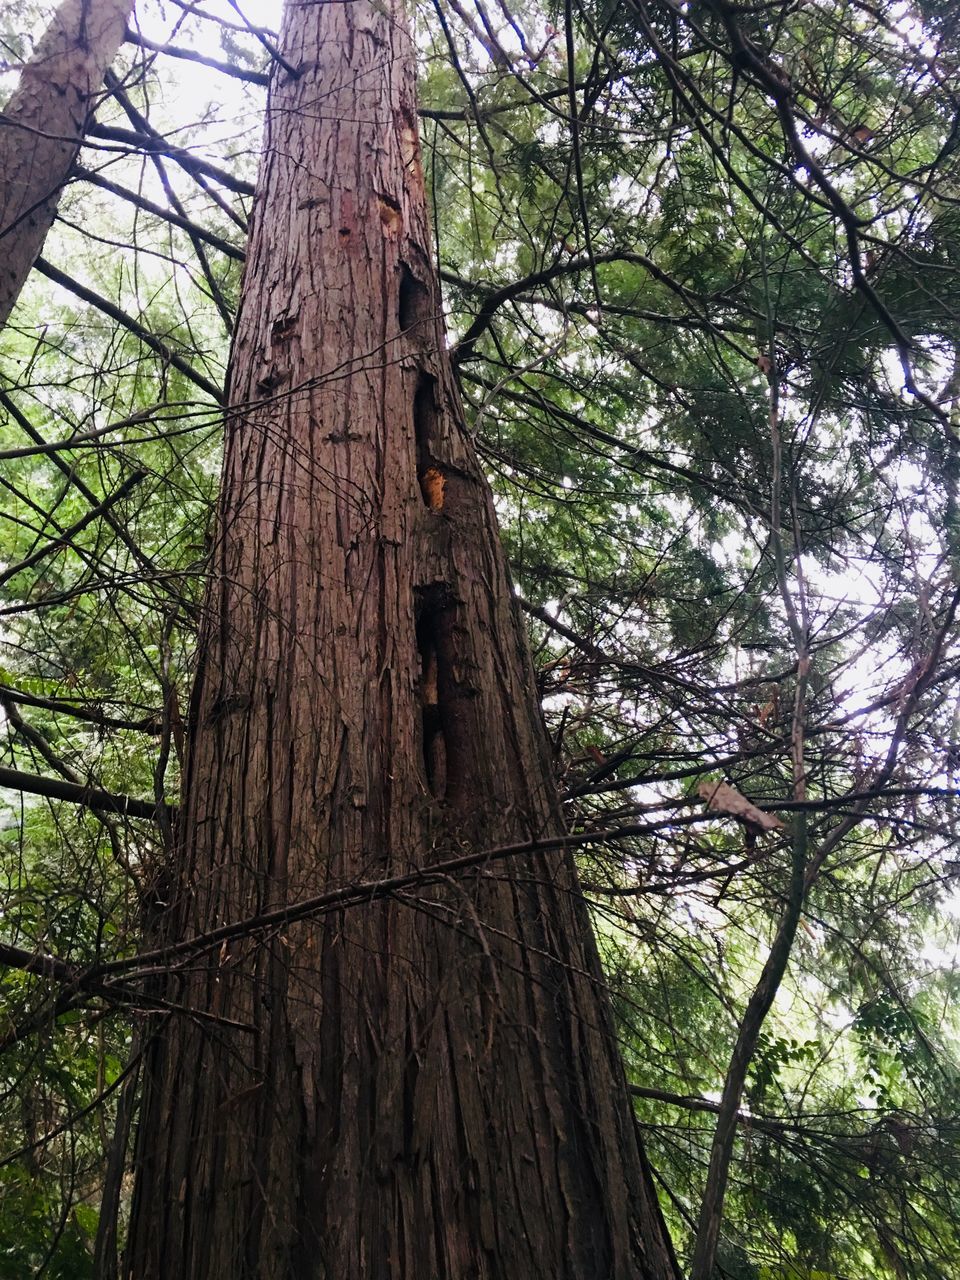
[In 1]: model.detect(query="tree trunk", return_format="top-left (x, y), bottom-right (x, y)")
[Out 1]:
top-left (0, 0), bottom-right (134, 330)
top-left (124, 3), bottom-right (678, 1277)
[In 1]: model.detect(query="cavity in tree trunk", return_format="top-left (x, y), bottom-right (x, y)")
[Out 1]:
top-left (0, 0), bottom-right (135, 329)
top-left (124, 3), bottom-right (678, 1276)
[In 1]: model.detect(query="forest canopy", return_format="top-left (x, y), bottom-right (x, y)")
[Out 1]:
top-left (0, 0), bottom-right (959, 1275)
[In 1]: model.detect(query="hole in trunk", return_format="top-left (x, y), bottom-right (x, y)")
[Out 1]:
top-left (414, 590), bottom-right (466, 804)
top-left (413, 373), bottom-right (436, 453)
top-left (416, 609), bottom-right (447, 799)
top-left (413, 372), bottom-right (445, 510)
top-left (413, 372), bottom-right (437, 449)
top-left (399, 262), bottom-right (429, 332)
top-left (378, 192), bottom-right (402, 237)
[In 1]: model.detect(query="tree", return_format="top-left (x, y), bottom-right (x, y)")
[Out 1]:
top-left (0, 0), bottom-right (135, 328)
top-left (121, 1), bottom-right (679, 1276)
top-left (1, 0), bottom-right (959, 1276)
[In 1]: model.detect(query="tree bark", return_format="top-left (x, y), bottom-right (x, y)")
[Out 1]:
top-left (124, 3), bottom-right (679, 1277)
top-left (0, 0), bottom-right (134, 330)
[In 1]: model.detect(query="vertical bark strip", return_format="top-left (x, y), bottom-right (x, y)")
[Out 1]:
top-left (125, 4), bottom-right (678, 1277)
top-left (0, 0), bottom-right (135, 330)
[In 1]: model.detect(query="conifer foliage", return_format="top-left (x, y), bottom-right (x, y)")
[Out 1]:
top-left (0, 0), bottom-right (958, 1276)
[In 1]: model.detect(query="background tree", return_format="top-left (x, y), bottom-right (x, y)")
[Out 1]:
top-left (0, 0), bottom-right (135, 328)
top-left (0, 0), bottom-right (958, 1276)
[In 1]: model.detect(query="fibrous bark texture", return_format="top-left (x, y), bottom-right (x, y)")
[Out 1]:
top-left (125, 3), bottom-right (678, 1278)
top-left (0, 0), bottom-right (134, 329)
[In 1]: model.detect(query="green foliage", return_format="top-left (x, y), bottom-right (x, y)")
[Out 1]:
top-left (1, 0), bottom-right (959, 1274)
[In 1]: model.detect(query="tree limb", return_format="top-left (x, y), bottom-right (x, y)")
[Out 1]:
top-left (0, 764), bottom-right (166, 820)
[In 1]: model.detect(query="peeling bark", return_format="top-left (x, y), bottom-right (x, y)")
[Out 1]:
top-left (0, 0), bottom-right (134, 330)
top-left (124, 3), bottom-right (678, 1277)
